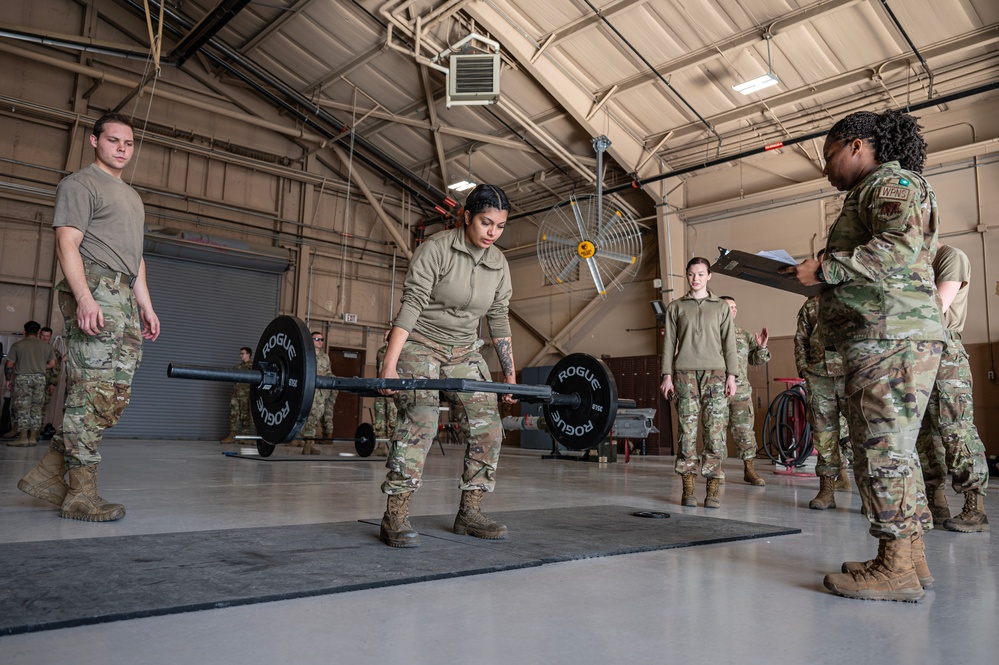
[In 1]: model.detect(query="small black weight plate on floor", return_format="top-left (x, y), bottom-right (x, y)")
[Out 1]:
top-left (257, 440), bottom-right (276, 457)
top-left (250, 316), bottom-right (316, 444)
top-left (631, 511), bottom-right (671, 519)
top-left (354, 422), bottom-right (376, 457)
top-left (543, 353), bottom-right (618, 451)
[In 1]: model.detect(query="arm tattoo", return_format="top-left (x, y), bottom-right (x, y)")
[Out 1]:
top-left (493, 338), bottom-right (515, 377)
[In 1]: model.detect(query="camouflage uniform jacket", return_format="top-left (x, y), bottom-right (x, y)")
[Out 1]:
top-left (734, 326), bottom-right (770, 387)
top-left (819, 161), bottom-right (945, 344)
top-left (794, 296), bottom-right (845, 378)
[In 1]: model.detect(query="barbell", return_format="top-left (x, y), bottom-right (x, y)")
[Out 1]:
top-left (235, 422), bottom-right (386, 458)
top-left (167, 315), bottom-right (619, 453)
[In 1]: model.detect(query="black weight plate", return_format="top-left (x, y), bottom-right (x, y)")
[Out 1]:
top-left (354, 422), bottom-right (376, 457)
top-left (543, 353), bottom-right (618, 451)
top-left (250, 316), bottom-right (316, 444)
top-left (257, 440), bottom-right (276, 457)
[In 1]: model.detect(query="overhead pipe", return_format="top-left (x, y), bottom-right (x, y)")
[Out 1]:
top-left (503, 78), bottom-right (999, 223)
top-left (580, 0), bottom-right (722, 156)
top-left (879, 0), bottom-right (934, 98)
top-left (121, 0), bottom-right (449, 213)
top-left (169, 0), bottom-right (252, 66)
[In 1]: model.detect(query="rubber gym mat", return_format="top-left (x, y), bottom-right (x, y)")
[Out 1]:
top-left (0, 505), bottom-right (799, 635)
top-left (222, 452), bottom-right (386, 462)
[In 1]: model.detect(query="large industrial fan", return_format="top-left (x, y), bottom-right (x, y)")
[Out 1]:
top-left (536, 194), bottom-right (643, 299)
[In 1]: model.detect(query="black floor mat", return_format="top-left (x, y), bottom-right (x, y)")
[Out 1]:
top-left (0, 505), bottom-right (799, 636)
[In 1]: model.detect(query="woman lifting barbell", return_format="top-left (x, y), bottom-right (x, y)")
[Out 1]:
top-left (377, 184), bottom-right (517, 548)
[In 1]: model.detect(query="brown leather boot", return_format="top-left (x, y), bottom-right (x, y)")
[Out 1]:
top-left (809, 476), bottom-right (837, 510)
top-left (743, 458), bottom-right (765, 486)
top-left (60, 466), bottom-right (126, 522)
top-left (219, 431), bottom-right (236, 444)
top-left (943, 492), bottom-right (989, 533)
top-left (835, 471), bottom-right (852, 493)
top-left (824, 537), bottom-right (924, 602)
top-left (379, 492), bottom-right (420, 547)
top-left (927, 482), bottom-right (950, 526)
top-left (17, 446), bottom-right (68, 506)
top-left (842, 531), bottom-right (933, 589)
top-left (704, 478), bottom-right (721, 509)
top-left (6, 430), bottom-right (35, 447)
top-left (453, 489), bottom-right (507, 539)
top-left (681, 474), bottom-right (696, 507)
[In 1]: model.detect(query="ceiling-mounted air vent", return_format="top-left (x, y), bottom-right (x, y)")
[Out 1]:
top-left (447, 53), bottom-right (501, 107)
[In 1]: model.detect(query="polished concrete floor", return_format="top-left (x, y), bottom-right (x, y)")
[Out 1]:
top-left (1, 438), bottom-right (996, 665)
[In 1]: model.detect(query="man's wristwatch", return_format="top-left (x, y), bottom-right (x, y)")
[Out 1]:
top-left (816, 263), bottom-right (825, 283)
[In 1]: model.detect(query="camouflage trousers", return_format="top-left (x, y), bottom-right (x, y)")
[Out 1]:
top-left (51, 270), bottom-right (143, 467)
top-left (673, 370), bottom-right (729, 479)
top-left (229, 389), bottom-right (254, 435)
top-left (320, 390), bottom-right (339, 436)
top-left (915, 334), bottom-right (989, 497)
top-left (381, 333), bottom-right (502, 494)
top-left (727, 382), bottom-right (758, 460)
top-left (803, 371), bottom-right (850, 478)
top-left (373, 397), bottom-right (398, 438)
top-left (11, 373), bottom-right (46, 431)
top-left (838, 339), bottom-right (941, 540)
top-left (301, 390), bottom-right (328, 438)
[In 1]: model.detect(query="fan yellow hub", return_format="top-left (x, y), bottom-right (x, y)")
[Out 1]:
top-left (577, 240), bottom-right (596, 259)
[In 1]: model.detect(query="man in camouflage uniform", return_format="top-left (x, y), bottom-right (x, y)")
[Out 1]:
top-left (794, 251), bottom-right (853, 512)
top-left (785, 110), bottom-right (942, 602)
top-left (298, 331), bottom-right (331, 455)
top-left (3, 321), bottom-right (56, 446)
top-left (720, 296), bottom-right (771, 486)
top-left (220, 347), bottom-right (254, 444)
top-left (17, 113), bottom-right (161, 523)
top-left (915, 244), bottom-right (989, 532)
top-left (320, 348), bottom-right (339, 442)
top-left (372, 331), bottom-right (396, 456)
top-left (39, 327), bottom-right (63, 426)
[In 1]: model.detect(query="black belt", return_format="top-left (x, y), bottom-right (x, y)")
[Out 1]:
top-left (84, 261), bottom-right (137, 288)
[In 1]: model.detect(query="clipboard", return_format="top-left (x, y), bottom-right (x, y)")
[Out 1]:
top-left (711, 247), bottom-right (828, 297)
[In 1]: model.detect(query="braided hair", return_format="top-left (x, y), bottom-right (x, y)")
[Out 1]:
top-left (464, 184), bottom-right (511, 220)
top-left (827, 109), bottom-right (927, 173)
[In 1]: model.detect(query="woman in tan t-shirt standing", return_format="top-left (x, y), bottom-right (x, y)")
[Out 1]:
top-left (660, 257), bottom-right (738, 508)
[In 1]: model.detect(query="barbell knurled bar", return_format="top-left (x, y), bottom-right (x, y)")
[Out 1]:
top-left (167, 315), bottom-right (617, 451)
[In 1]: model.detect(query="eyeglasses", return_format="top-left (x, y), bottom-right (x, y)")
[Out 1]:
top-left (313, 337), bottom-right (324, 342)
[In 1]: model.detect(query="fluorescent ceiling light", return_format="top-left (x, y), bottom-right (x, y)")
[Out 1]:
top-left (448, 180), bottom-right (476, 192)
top-left (733, 72), bottom-right (780, 94)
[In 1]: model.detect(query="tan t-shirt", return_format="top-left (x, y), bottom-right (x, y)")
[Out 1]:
top-left (6, 337), bottom-right (56, 374)
top-left (933, 245), bottom-right (970, 332)
top-left (52, 163), bottom-right (145, 275)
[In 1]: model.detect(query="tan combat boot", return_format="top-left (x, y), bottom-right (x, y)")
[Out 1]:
top-left (809, 476), bottom-right (837, 510)
top-left (743, 458), bottom-right (765, 486)
top-left (60, 466), bottom-right (126, 522)
top-left (824, 537), bottom-right (924, 602)
top-left (681, 474), bottom-right (696, 507)
top-left (7, 430), bottom-right (35, 447)
top-left (835, 471), bottom-right (852, 493)
top-left (704, 478), bottom-right (721, 509)
top-left (1, 426), bottom-right (18, 439)
top-left (927, 482), bottom-right (950, 526)
top-left (943, 492), bottom-right (989, 533)
top-left (841, 531), bottom-right (933, 589)
top-left (219, 431), bottom-right (236, 444)
top-left (379, 492), bottom-right (420, 547)
top-left (17, 446), bottom-right (69, 506)
top-left (453, 488), bottom-right (507, 539)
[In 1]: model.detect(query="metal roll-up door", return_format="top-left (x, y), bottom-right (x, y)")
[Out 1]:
top-left (109, 255), bottom-right (281, 440)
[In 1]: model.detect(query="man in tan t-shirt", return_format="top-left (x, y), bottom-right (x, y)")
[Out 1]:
top-left (3, 321), bottom-right (56, 446)
top-left (914, 245), bottom-right (989, 532)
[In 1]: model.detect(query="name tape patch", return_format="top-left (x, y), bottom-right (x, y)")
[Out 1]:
top-left (876, 185), bottom-right (910, 201)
